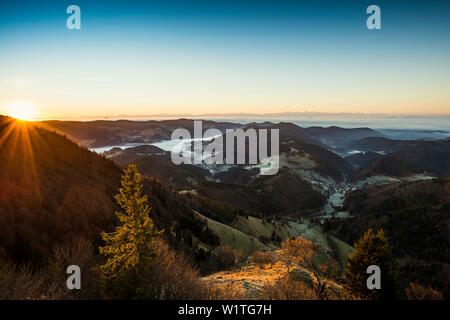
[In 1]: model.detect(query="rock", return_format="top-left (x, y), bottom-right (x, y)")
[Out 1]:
top-left (290, 269), bottom-right (315, 287)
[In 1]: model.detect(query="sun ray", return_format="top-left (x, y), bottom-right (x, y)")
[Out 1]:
top-left (0, 118), bottom-right (42, 199)
top-left (0, 117), bottom-right (17, 146)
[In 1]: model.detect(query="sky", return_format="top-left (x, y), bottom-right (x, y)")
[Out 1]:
top-left (0, 0), bottom-right (449, 120)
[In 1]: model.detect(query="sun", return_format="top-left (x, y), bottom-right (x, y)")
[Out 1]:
top-left (7, 101), bottom-right (38, 121)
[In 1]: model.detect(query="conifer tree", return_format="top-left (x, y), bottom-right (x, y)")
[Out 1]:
top-left (344, 228), bottom-right (396, 300)
top-left (98, 164), bottom-right (163, 299)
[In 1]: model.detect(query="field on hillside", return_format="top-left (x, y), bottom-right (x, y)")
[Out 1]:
top-left (194, 211), bottom-right (353, 267)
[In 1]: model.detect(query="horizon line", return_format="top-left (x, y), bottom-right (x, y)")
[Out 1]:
top-left (11, 111), bottom-right (450, 122)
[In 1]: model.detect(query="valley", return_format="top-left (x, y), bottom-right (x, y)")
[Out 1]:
top-left (1, 115), bottom-right (448, 299)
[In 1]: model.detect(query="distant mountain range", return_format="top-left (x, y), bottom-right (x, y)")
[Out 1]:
top-left (40, 119), bottom-right (241, 148)
top-left (257, 122), bottom-right (385, 149)
top-left (344, 137), bottom-right (450, 177)
top-left (40, 118), bottom-right (450, 180)
top-left (41, 118), bottom-right (386, 150)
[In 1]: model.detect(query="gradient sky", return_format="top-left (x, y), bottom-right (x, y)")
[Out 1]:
top-left (0, 0), bottom-right (449, 119)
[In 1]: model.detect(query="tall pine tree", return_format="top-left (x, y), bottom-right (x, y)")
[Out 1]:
top-left (344, 228), bottom-right (396, 300)
top-left (99, 164), bottom-right (163, 299)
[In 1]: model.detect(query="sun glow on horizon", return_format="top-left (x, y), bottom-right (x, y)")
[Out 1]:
top-left (6, 101), bottom-right (38, 121)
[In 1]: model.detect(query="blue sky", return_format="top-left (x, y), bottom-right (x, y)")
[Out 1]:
top-left (0, 0), bottom-right (449, 118)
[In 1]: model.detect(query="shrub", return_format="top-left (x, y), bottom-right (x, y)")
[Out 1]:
top-left (0, 238), bottom-right (99, 300)
top-left (405, 282), bottom-right (443, 300)
top-left (250, 250), bottom-right (275, 266)
top-left (259, 274), bottom-right (318, 300)
top-left (280, 237), bottom-right (339, 299)
top-left (149, 239), bottom-right (205, 299)
top-left (215, 245), bottom-right (241, 270)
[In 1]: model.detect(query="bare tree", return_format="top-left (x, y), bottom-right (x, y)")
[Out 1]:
top-left (280, 238), bottom-right (338, 299)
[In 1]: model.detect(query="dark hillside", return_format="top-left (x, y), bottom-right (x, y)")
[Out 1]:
top-left (345, 151), bottom-right (383, 168)
top-left (197, 169), bottom-right (326, 216)
top-left (323, 178), bottom-right (450, 292)
top-left (109, 145), bottom-right (211, 189)
top-left (350, 155), bottom-right (424, 181)
top-left (279, 137), bottom-right (354, 182)
top-left (0, 117), bottom-right (122, 263)
top-left (344, 137), bottom-right (450, 177)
